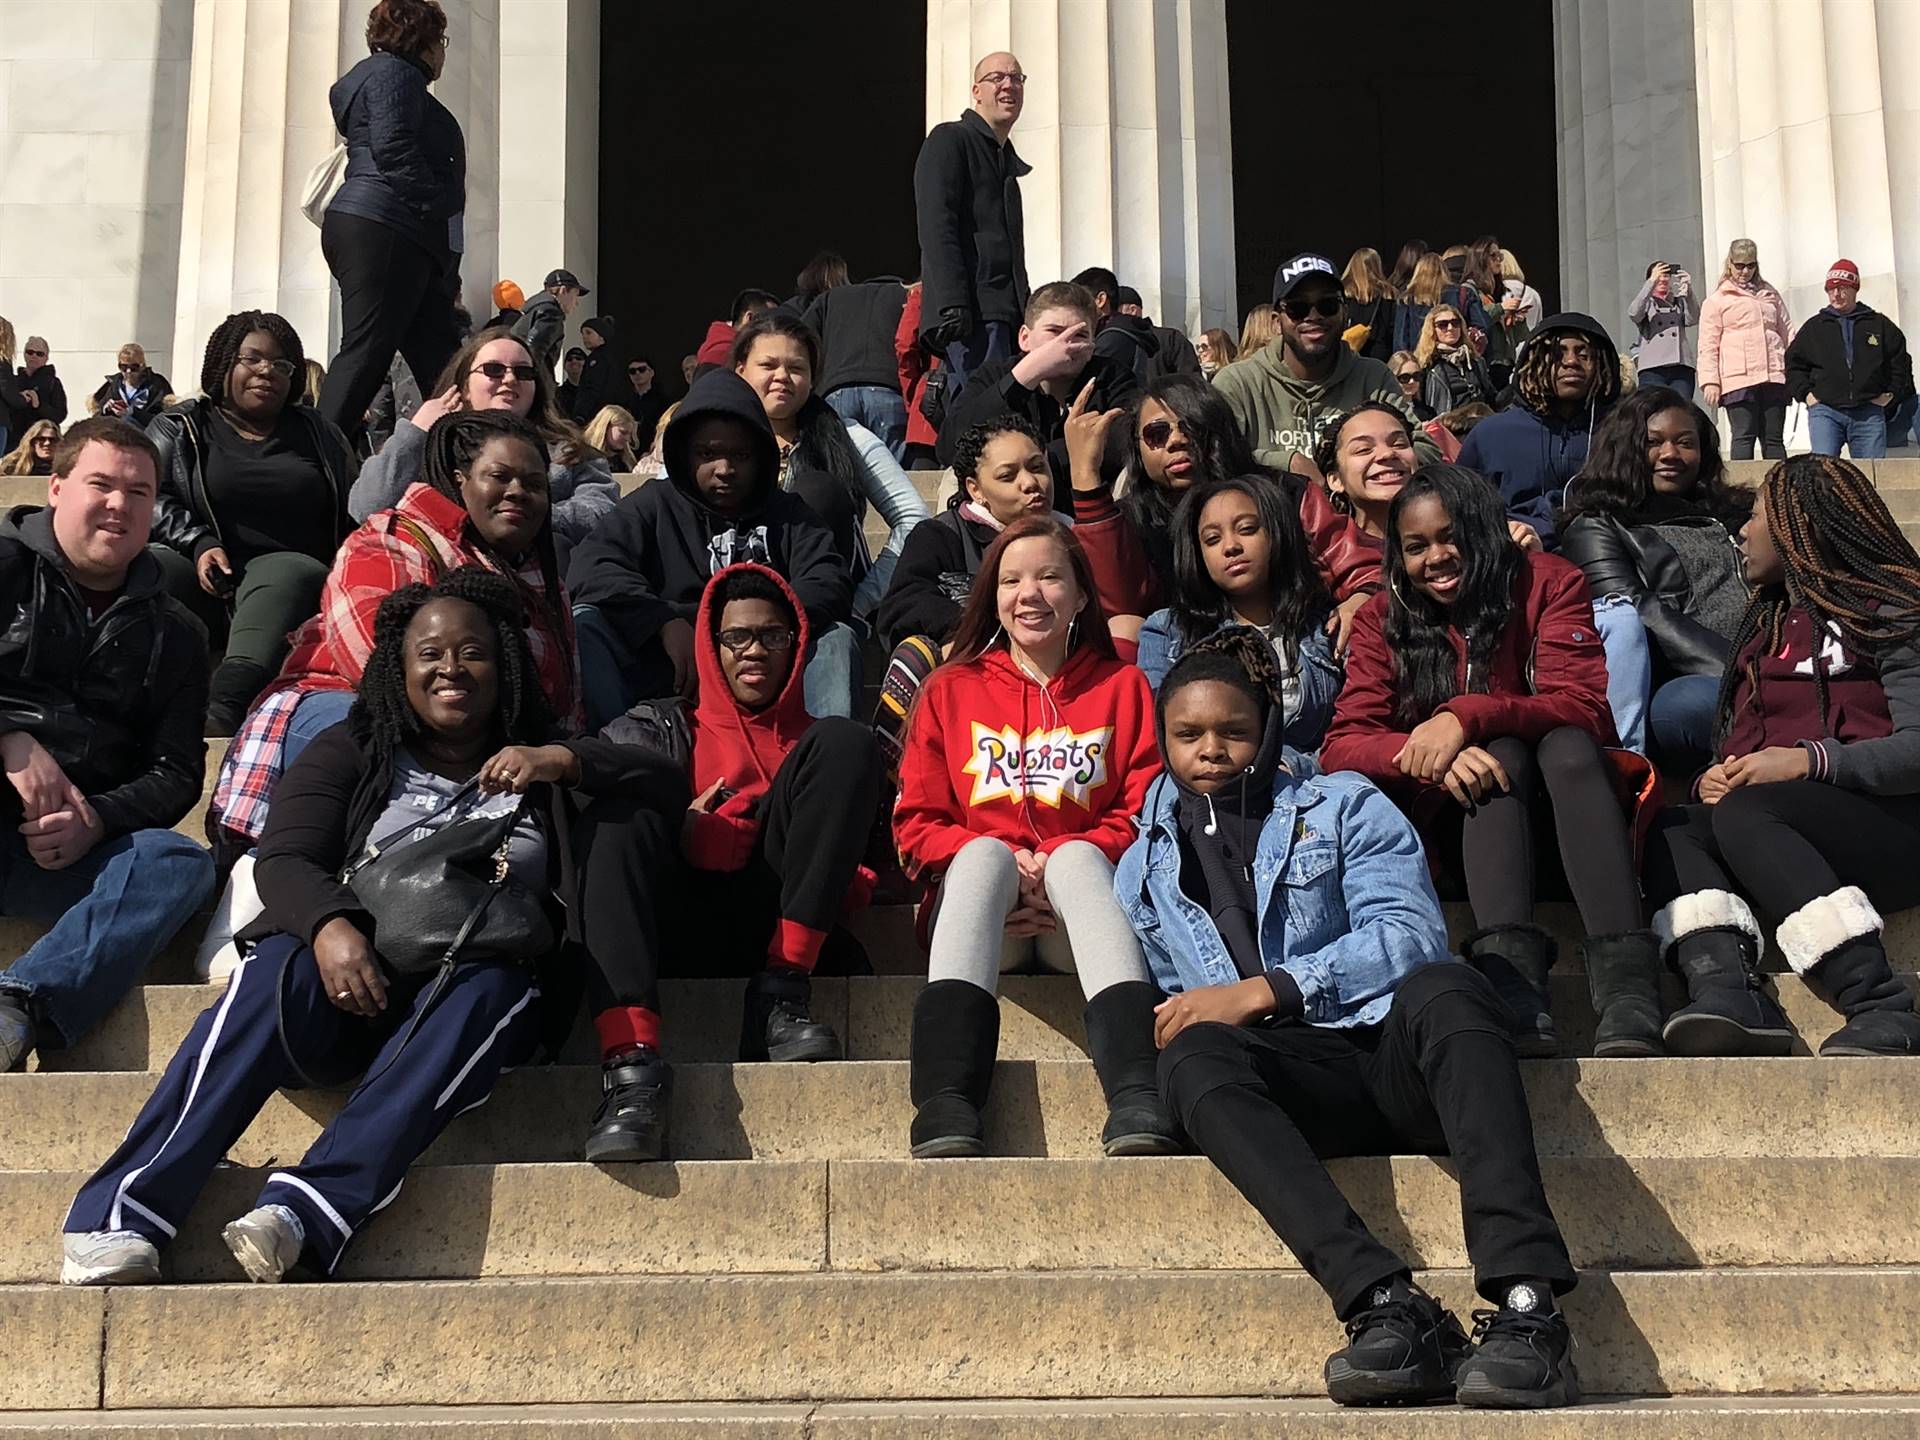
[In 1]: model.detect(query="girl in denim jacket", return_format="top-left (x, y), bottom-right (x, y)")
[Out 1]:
top-left (1120, 630), bottom-right (1581, 1411)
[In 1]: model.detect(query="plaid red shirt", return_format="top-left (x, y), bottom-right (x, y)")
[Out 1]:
top-left (210, 483), bottom-right (581, 844)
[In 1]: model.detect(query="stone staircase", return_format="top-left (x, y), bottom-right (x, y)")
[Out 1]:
top-left (0, 460), bottom-right (1917, 1432)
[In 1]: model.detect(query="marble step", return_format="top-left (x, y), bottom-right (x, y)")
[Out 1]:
top-left (10, 1154), bottom-right (1920, 1284)
top-left (13, 1268), bottom-right (1920, 1410)
top-left (4, 1056), bottom-right (1916, 1170)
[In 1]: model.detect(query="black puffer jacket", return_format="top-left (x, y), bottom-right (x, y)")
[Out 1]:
top-left (1558, 508), bottom-right (1741, 677)
top-left (913, 109), bottom-right (1031, 336)
top-left (327, 52), bottom-right (466, 264)
top-left (145, 398), bottom-right (357, 562)
top-left (0, 506), bottom-right (208, 836)
top-left (6, 363), bottom-right (68, 436)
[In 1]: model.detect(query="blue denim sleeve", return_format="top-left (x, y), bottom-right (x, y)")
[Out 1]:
top-left (1136, 610), bottom-right (1176, 694)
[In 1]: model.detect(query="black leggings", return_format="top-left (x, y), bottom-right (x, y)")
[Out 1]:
top-left (1159, 964), bottom-right (1575, 1317)
top-left (1644, 781), bottom-right (1920, 922)
top-left (1431, 727), bottom-right (1642, 935)
top-left (1725, 392), bottom-right (1788, 461)
top-left (579, 719), bottom-right (879, 1016)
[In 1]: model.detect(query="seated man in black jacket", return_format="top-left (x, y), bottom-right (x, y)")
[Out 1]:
top-left (567, 369), bottom-right (854, 729)
top-left (0, 416), bottom-right (216, 1070)
top-left (934, 280), bottom-right (1141, 479)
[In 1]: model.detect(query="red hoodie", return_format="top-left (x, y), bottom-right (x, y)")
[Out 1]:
top-left (694, 320), bottom-right (735, 369)
top-left (685, 562), bottom-right (814, 819)
top-left (1321, 551), bottom-right (1617, 798)
top-left (894, 644), bottom-right (1160, 876)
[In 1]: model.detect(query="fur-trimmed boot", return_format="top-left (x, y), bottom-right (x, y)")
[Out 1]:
top-left (1655, 890), bottom-right (1791, 1056)
top-left (1460, 925), bottom-right (1558, 1057)
top-left (1580, 931), bottom-right (1666, 1057)
top-left (1776, 887), bottom-right (1920, 1057)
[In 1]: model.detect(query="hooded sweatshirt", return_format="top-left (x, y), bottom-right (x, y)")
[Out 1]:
top-left (1456, 311), bottom-right (1620, 550)
top-left (1209, 341), bottom-right (1434, 471)
top-left (682, 563), bottom-right (814, 814)
top-left (566, 369), bottom-right (852, 652)
top-left (1094, 314), bottom-right (1163, 389)
top-left (894, 643), bottom-right (1160, 876)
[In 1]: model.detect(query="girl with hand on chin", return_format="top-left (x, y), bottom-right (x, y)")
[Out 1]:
top-left (1320, 466), bottom-right (1662, 1060)
top-left (894, 516), bottom-right (1172, 1159)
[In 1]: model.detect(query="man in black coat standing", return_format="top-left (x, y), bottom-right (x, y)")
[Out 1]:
top-left (913, 51), bottom-right (1031, 392)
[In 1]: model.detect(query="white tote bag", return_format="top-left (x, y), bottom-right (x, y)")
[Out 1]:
top-left (299, 142), bottom-right (349, 228)
top-left (193, 853), bottom-right (266, 985)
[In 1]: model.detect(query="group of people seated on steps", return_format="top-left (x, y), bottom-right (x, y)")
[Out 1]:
top-left (6, 272), bottom-right (1918, 1414)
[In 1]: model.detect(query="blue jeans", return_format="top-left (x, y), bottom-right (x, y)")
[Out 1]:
top-left (943, 320), bottom-right (1014, 393)
top-left (803, 621), bottom-right (861, 719)
top-left (1593, 597), bottom-right (1651, 753)
top-left (1648, 673), bottom-right (1720, 776)
top-left (1807, 402), bottom-right (1888, 459)
top-left (1886, 394), bottom-right (1919, 449)
top-left (284, 691), bottom-right (355, 769)
top-left (827, 385), bottom-right (910, 467)
top-left (0, 826), bottom-right (214, 1046)
top-left (1638, 364), bottom-right (1695, 400)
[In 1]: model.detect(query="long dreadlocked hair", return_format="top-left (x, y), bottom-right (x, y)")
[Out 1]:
top-left (1512, 325), bottom-right (1618, 415)
top-left (420, 410), bottom-right (567, 627)
top-left (1714, 455), bottom-right (1920, 751)
top-left (348, 567), bottom-right (555, 771)
top-left (1158, 625), bottom-right (1291, 730)
top-left (199, 310), bottom-right (305, 403)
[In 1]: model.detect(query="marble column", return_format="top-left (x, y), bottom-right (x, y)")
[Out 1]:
top-left (169, 0), bottom-right (355, 385)
top-left (0, 0), bottom-right (194, 384)
top-left (1695, 0), bottom-right (1917, 332)
top-left (436, 0), bottom-right (502, 328)
top-left (924, 0), bottom-right (1237, 335)
top-left (1553, 0), bottom-right (1708, 342)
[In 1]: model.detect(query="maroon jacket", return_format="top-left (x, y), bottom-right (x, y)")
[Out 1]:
top-left (1721, 608), bottom-right (1891, 772)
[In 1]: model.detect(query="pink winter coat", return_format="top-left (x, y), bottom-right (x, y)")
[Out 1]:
top-left (1697, 277), bottom-right (1791, 394)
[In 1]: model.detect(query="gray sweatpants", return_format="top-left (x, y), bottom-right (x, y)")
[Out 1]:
top-left (926, 836), bottom-right (1149, 1000)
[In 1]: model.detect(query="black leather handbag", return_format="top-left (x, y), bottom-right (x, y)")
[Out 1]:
top-left (341, 781), bottom-right (556, 977)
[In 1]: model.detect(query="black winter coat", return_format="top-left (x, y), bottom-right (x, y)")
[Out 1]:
top-left (934, 352), bottom-right (1142, 476)
top-left (913, 110), bottom-right (1031, 336)
top-left (327, 53), bottom-right (466, 265)
top-left (804, 279), bottom-right (910, 394)
top-left (91, 372), bottom-right (173, 430)
top-left (145, 399), bottom-right (358, 562)
top-left (0, 506), bottom-right (208, 836)
top-left (570, 348), bottom-right (622, 426)
top-left (1558, 509), bottom-right (1740, 678)
top-left (1785, 306), bottom-right (1915, 410)
top-left (512, 292), bottom-right (566, 374)
top-left (5, 364), bottom-right (68, 437)
top-left (877, 504), bottom-right (1074, 653)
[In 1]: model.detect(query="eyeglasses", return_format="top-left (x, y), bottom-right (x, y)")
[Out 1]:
top-left (976, 70), bottom-right (1026, 87)
top-left (1281, 295), bottom-right (1344, 321)
top-left (472, 362), bottom-right (537, 382)
top-left (236, 352), bottom-right (298, 379)
top-left (717, 625), bottom-right (797, 655)
top-left (1140, 419), bottom-right (1185, 450)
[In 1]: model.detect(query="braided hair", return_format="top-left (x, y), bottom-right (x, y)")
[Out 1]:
top-left (1513, 325), bottom-right (1618, 415)
top-left (348, 567), bottom-right (555, 771)
top-left (419, 410), bottom-right (567, 627)
top-left (1158, 625), bottom-right (1292, 728)
top-left (1714, 455), bottom-right (1920, 750)
top-left (199, 310), bottom-right (305, 404)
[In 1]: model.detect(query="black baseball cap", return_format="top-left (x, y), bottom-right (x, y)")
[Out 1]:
top-left (1272, 252), bottom-right (1338, 302)
top-left (544, 268), bottom-right (589, 294)
top-left (564, 346), bottom-right (587, 362)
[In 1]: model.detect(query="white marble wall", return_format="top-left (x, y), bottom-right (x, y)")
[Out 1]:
top-left (1553, 0), bottom-right (1709, 348)
top-left (0, 0), bottom-right (193, 390)
top-left (925, 0), bottom-right (1237, 336)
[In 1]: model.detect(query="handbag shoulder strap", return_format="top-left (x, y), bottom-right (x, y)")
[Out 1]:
top-left (391, 514), bottom-right (449, 580)
top-left (342, 771), bottom-right (483, 879)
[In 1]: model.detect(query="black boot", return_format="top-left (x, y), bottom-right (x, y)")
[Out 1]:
top-left (1778, 886), bottom-right (1920, 1057)
top-left (740, 968), bottom-right (843, 1063)
top-left (1656, 891), bottom-right (1791, 1056)
top-left (1325, 1275), bottom-right (1472, 1407)
top-left (1460, 925), bottom-right (1558, 1057)
top-left (584, 1048), bottom-right (672, 1163)
top-left (205, 657), bottom-right (273, 738)
top-left (1581, 931), bottom-right (1665, 1057)
top-left (1084, 981), bottom-right (1181, 1156)
top-left (909, 979), bottom-right (999, 1158)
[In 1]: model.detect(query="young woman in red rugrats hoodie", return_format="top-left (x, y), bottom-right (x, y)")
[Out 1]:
top-left (581, 562), bottom-right (881, 1162)
top-left (1320, 465), bottom-right (1660, 1060)
top-left (1644, 457), bottom-right (1920, 1059)
top-left (893, 515), bottom-right (1174, 1159)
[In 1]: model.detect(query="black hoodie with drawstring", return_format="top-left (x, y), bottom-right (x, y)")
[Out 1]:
top-left (565, 369), bottom-right (852, 652)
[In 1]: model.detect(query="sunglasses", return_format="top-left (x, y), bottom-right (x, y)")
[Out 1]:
top-left (1139, 419), bottom-right (1185, 451)
top-left (472, 362), bottom-right (537, 382)
top-left (24, 349), bottom-right (46, 358)
top-left (1281, 296), bottom-right (1343, 321)
top-left (717, 625), bottom-right (797, 655)
top-left (1395, 371), bottom-right (1420, 383)
top-left (119, 364), bottom-right (144, 374)
top-left (627, 364), bottom-right (651, 375)
top-left (1433, 318), bottom-right (1463, 330)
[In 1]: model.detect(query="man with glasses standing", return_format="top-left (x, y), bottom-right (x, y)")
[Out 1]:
top-left (1213, 253), bottom-right (1435, 475)
top-left (914, 51), bottom-right (1032, 391)
top-left (7, 337), bottom-right (68, 446)
top-left (91, 345), bottom-right (173, 431)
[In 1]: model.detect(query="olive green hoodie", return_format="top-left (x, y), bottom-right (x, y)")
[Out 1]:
top-left (1211, 339), bottom-right (1436, 470)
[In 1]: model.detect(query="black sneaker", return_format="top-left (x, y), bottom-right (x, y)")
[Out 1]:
top-left (1455, 1288), bottom-right (1580, 1409)
top-left (584, 1051), bottom-right (672, 1163)
top-left (1325, 1282), bottom-right (1471, 1406)
top-left (741, 970), bottom-right (843, 1063)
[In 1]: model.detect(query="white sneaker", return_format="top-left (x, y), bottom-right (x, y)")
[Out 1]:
top-left (223, 1204), bottom-right (305, 1283)
top-left (61, 1230), bottom-right (161, 1286)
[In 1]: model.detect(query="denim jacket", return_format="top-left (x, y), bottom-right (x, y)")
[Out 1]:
top-left (1114, 750), bottom-right (1449, 1028)
top-left (1135, 614), bottom-right (1343, 753)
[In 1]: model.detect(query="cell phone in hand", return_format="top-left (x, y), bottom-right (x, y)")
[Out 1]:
top-left (208, 566), bottom-right (238, 601)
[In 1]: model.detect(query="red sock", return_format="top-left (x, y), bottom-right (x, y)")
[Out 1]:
top-left (768, 919), bottom-right (827, 975)
top-left (594, 1006), bottom-right (661, 1059)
